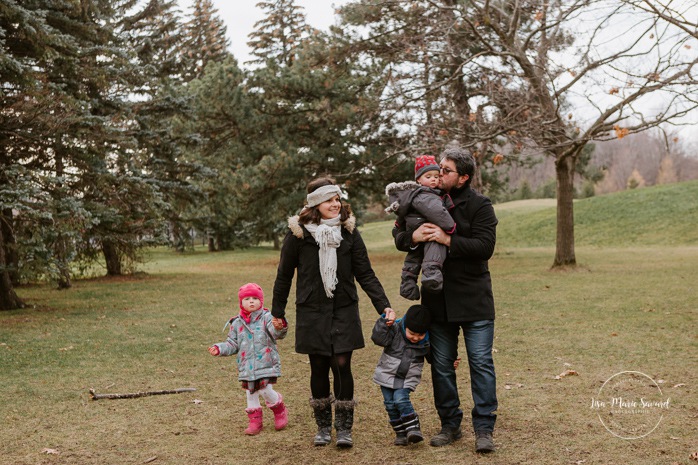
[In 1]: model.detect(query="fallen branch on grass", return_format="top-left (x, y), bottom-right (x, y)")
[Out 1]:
top-left (89, 387), bottom-right (196, 400)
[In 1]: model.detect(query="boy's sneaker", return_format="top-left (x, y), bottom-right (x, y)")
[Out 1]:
top-left (475, 431), bottom-right (495, 453)
top-left (429, 427), bottom-right (462, 447)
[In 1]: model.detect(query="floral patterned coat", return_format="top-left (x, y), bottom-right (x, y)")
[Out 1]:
top-left (213, 308), bottom-right (287, 382)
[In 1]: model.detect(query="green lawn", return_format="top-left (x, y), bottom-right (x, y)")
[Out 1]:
top-left (1, 183), bottom-right (697, 464)
top-left (496, 180), bottom-right (698, 247)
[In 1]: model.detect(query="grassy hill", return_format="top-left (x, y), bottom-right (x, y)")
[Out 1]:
top-left (361, 180), bottom-right (698, 249)
top-left (496, 180), bottom-right (698, 247)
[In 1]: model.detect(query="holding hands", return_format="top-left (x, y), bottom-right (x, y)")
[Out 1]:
top-left (384, 307), bottom-right (396, 326)
top-left (272, 317), bottom-right (285, 331)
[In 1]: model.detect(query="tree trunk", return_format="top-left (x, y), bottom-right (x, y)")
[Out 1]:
top-left (1, 208), bottom-right (20, 286)
top-left (208, 235), bottom-right (216, 252)
top-left (171, 221), bottom-right (185, 252)
top-left (216, 233), bottom-right (230, 251)
top-left (55, 235), bottom-right (72, 289)
top-left (0, 222), bottom-right (25, 310)
top-left (54, 149), bottom-right (71, 289)
top-left (553, 154), bottom-right (577, 267)
top-left (102, 240), bottom-right (122, 276)
top-left (273, 234), bottom-right (280, 251)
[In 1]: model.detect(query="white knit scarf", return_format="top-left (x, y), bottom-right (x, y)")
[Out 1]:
top-left (304, 216), bottom-right (343, 298)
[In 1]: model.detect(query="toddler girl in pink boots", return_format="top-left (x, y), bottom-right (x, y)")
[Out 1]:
top-left (209, 283), bottom-right (289, 435)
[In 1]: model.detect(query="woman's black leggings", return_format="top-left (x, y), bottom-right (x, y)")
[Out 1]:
top-left (308, 351), bottom-right (354, 401)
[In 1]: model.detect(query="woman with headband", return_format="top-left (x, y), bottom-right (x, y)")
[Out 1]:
top-left (271, 177), bottom-right (395, 448)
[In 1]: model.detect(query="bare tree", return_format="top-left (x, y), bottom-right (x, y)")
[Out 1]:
top-left (462, 0), bottom-right (698, 266)
top-left (342, 0), bottom-right (697, 266)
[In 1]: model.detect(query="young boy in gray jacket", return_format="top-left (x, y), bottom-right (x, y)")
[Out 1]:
top-left (372, 304), bottom-right (431, 445)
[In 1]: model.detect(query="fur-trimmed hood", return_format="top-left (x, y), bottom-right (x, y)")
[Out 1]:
top-left (287, 214), bottom-right (357, 239)
top-left (384, 181), bottom-right (420, 214)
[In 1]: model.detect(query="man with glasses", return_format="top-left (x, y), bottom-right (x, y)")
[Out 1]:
top-left (392, 146), bottom-right (498, 453)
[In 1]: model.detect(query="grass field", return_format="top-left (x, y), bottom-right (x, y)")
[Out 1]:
top-left (1, 182), bottom-right (697, 464)
top-left (496, 180), bottom-right (698, 247)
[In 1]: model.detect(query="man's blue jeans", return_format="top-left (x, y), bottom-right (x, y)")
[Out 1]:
top-left (429, 319), bottom-right (497, 432)
top-left (380, 386), bottom-right (415, 421)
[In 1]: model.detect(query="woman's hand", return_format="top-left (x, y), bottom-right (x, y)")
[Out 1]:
top-left (272, 317), bottom-right (285, 330)
top-left (384, 307), bottom-right (396, 326)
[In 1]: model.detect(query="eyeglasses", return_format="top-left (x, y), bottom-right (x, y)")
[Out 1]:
top-left (440, 167), bottom-right (457, 175)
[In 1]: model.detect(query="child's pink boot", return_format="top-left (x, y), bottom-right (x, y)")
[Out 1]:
top-left (266, 394), bottom-right (288, 430)
top-left (244, 408), bottom-right (263, 435)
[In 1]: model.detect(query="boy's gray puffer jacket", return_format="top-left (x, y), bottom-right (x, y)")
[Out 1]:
top-left (371, 316), bottom-right (430, 391)
top-left (213, 308), bottom-right (287, 381)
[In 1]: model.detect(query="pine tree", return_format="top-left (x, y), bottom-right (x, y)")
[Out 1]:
top-left (124, 0), bottom-right (188, 83)
top-left (186, 56), bottom-right (257, 251)
top-left (0, 0), bottom-right (81, 307)
top-left (247, 0), bottom-right (313, 67)
top-left (39, 0), bottom-right (154, 285)
top-left (181, 0), bottom-right (231, 81)
top-left (337, 1), bottom-right (503, 188)
top-left (213, 0), bottom-right (400, 247)
top-left (1, 0), bottom-right (179, 302)
top-left (123, 0), bottom-right (207, 253)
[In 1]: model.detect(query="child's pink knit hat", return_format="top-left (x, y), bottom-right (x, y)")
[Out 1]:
top-left (238, 283), bottom-right (264, 310)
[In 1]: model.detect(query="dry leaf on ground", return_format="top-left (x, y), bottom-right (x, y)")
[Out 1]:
top-left (554, 369), bottom-right (578, 380)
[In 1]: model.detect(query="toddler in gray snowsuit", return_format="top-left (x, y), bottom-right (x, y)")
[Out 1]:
top-left (385, 155), bottom-right (456, 300)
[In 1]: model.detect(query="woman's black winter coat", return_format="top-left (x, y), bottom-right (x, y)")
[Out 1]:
top-left (272, 215), bottom-right (391, 355)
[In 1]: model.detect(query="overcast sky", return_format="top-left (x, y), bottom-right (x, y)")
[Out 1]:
top-left (180, 1), bottom-right (349, 64)
top-left (178, 0), bottom-right (697, 146)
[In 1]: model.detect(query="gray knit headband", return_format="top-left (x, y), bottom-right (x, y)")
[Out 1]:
top-left (305, 185), bottom-right (342, 208)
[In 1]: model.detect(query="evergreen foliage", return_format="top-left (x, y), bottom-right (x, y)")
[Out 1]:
top-left (2, 0), bottom-right (696, 309)
top-left (187, 0), bottom-right (404, 250)
top-left (181, 0), bottom-right (230, 81)
top-left (0, 0), bottom-right (209, 308)
top-left (247, 0), bottom-right (313, 67)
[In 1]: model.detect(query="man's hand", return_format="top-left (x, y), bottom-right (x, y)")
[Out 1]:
top-left (421, 223), bottom-right (451, 247)
top-left (411, 223), bottom-right (432, 245)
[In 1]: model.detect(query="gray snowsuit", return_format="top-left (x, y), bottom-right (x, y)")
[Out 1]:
top-left (385, 181), bottom-right (456, 299)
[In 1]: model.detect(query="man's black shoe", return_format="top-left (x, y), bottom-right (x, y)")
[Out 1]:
top-left (475, 430), bottom-right (495, 453)
top-left (428, 427), bottom-right (462, 447)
